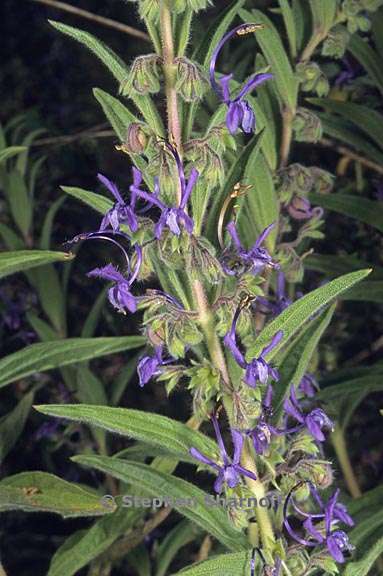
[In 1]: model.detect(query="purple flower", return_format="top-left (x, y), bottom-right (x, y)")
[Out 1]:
top-left (299, 373), bottom-right (319, 398)
top-left (137, 344), bottom-right (174, 387)
top-left (284, 482), bottom-right (354, 564)
top-left (223, 221), bottom-right (278, 277)
top-left (130, 145), bottom-right (198, 238)
top-left (210, 24), bottom-right (272, 134)
top-left (257, 272), bottom-right (292, 317)
top-left (224, 309), bottom-right (282, 388)
top-left (190, 416), bottom-right (257, 493)
top-left (98, 171), bottom-right (139, 233)
top-left (284, 386), bottom-right (334, 442)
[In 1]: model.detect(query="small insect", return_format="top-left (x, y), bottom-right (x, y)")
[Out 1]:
top-left (237, 23), bottom-right (265, 36)
top-left (218, 182), bottom-right (253, 248)
top-left (22, 487), bottom-right (41, 497)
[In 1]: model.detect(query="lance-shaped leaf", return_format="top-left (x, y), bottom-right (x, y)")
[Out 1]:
top-left (239, 8), bottom-right (298, 109)
top-left (72, 455), bottom-right (249, 551)
top-left (309, 0), bottom-right (337, 33)
top-left (305, 254), bottom-right (383, 280)
top-left (348, 33), bottom-right (383, 96)
top-left (0, 472), bottom-right (115, 518)
top-left (0, 391), bottom-right (35, 461)
top-left (156, 520), bottom-right (202, 576)
top-left (0, 336), bottom-right (144, 389)
top-left (0, 146), bottom-right (27, 164)
top-left (170, 551), bottom-right (255, 575)
top-left (0, 250), bottom-right (73, 280)
top-left (61, 186), bottom-right (112, 215)
top-left (309, 192), bottom-right (383, 234)
top-left (34, 404), bottom-right (218, 463)
top-left (278, 0), bottom-right (297, 58)
top-left (247, 269), bottom-right (371, 358)
top-left (272, 305), bottom-right (335, 423)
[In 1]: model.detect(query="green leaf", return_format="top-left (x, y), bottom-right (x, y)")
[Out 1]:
top-left (348, 33), bottom-right (383, 96)
top-left (0, 391), bottom-right (35, 461)
top-left (176, 9), bottom-right (193, 57)
top-left (0, 250), bottom-right (73, 280)
top-left (109, 352), bottom-right (141, 405)
top-left (308, 0), bottom-right (337, 32)
top-left (0, 472), bottom-right (114, 518)
top-left (0, 146), bottom-right (27, 164)
top-left (7, 170), bottom-right (32, 238)
top-left (0, 336), bottom-right (144, 389)
top-left (47, 509), bottom-right (139, 576)
top-left (61, 185), bottom-right (112, 215)
top-left (127, 545), bottom-right (151, 576)
top-left (349, 509), bottom-right (383, 548)
top-left (344, 537), bottom-right (383, 576)
top-left (310, 98), bottom-right (383, 152)
top-left (72, 456), bottom-right (249, 551)
top-left (273, 305), bottom-right (335, 422)
top-left (81, 288), bottom-right (108, 338)
top-left (247, 269), bottom-right (371, 358)
top-left (33, 265), bottom-right (66, 334)
top-left (239, 8), bottom-right (298, 109)
top-left (34, 404), bottom-right (218, 464)
top-left (342, 281), bottom-right (383, 303)
top-left (40, 197), bottom-right (66, 250)
top-left (156, 521), bottom-right (201, 576)
top-left (278, 0), bottom-right (297, 58)
top-left (0, 224), bottom-right (24, 250)
top-left (309, 192), bottom-right (383, 233)
top-left (305, 254), bottom-right (383, 281)
top-left (49, 20), bottom-right (128, 84)
top-left (318, 112), bottom-right (383, 166)
top-left (27, 312), bottom-right (59, 342)
top-left (170, 552), bottom-right (254, 575)
top-left (93, 87), bottom-right (137, 141)
top-left (16, 128), bottom-right (45, 177)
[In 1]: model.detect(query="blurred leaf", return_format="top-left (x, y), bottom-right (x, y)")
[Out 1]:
top-left (0, 472), bottom-right (114, 518)
top-left (156, 521), bottom-right (201, 576)
top-left (309, 192), bottom-right (383, 233)
top-left (344, 537), bottom-right (383, 576)
top-left (0, 250), bottom-right (73, 279)
top-left (248, 269), bottom-right (371, 358)
top-left (61, 185), bottom-right (112, 215)
top-left (0, 336), bottom-right (144, 389)
top-left (109, 352), bottom-right (141, 405)
top-left (27, 312), bottom-right (58, 342)
top-left (7, 170), bottom-right (32, 238)
top-left (310, 98), bottom-right (383, 151)
top-left (127, 545), bottom-right (151, 576)
top-left (33, 265), bottom-right (66, 334)
top-left (47, 509), bottom-right (140, 576)
top-left (16, 128), bottom-right (45, 177)
top-left (35, 404), bottom-right (218, 463)
top-left (170, 552), bottom-right (254, 575)
top-left (0, 391), bottom-right (34, 461)
top-left (0, 224), bottom-right (24, 250)
top-left (348, 33), bottom-right (383, 96)
top-left (305, 254), bottom-right (383, 281)
top-left (72, 455), bottom-right (249, 551)
top-left (81, 288), bottom-right (108, 338)
top-left (0, 146), bottom-right (27, 164)
top-left (342, 281), bottom-right (383, 303)
top-left (76, 365), bottom-right (107, 406)
top-left (40, 197), bottom-right (66, 250)
top-left (239, 8), bottom-right (298, 109)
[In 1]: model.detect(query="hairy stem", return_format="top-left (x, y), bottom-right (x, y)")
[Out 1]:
top-left (160, 1), bottom-right (182, 157)
top-left (299, 29), bottom-right (327, 63)
top-left (280, 106), bottom-right (295, 169)
top-left (331, 426), bottom-right (362, 498)
top-left (241, 442), bottom-right (275, 549)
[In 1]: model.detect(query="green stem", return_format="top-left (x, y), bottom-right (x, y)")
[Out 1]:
top-left (299, 28), bottom-right (327, 63)
top-left (331, 426), bottom-right (362, 498)
top-left (280, 106), bottom-right (295, 169)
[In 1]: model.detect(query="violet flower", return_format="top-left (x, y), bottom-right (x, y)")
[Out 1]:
top-left (246, 386), bottom-right (279, 454)
top-left (210, 24), bottom-right (273, 134)
top-left (224, 309), bottom-right (282, 387)
top-left (257, 272), bottom-right (292, 317)
top-left (190, 416), bottom-right (257, 493)
top-left (137, 344), bottom-right (174, 387)
top-left (130, 145), bottom-right (198, 238)
top-left (69, 232), bottom-right (142, 315)
top-left (284, 482), bottom-right (354, 563)
top-left (223, 221), bottom-right (278, 277)
top-left (299, 373), bottom-right (319, 398)
top-left (98, 171), bottom-right (139, 233)
top-left (284, 386), bottom-right (333, 442)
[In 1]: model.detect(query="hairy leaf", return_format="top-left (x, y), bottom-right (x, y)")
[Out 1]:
top-left (170, 551), bottom-right (254, 575)
top-left (0, 250), bottom-right (73, 280)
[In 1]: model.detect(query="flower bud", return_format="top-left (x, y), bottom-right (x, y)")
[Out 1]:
top-left (173, 0), bottom-right (211, 12)
top-left (293, 108), bottom-right (322, 143)
top-left (187, 236), bottom-right (224, 284)
top-left (184, 131), bottom-right (225, 188)
top-left (322, 25), bottom-right (350, 59)
top-left (121, 54), bottom-right (162, 97)
top-left (277, 164), bottom-right (314, 204)
top-left (119, 123), bottom-right (149, 154)
top-left (310, 167), bottom-right (334, 194)
top-left (286, 551), bottom-right (310, 576)
top-left (175, 58), bottom-right (208, 102)
top-left (297, 460), bottom-right (334, 489)
top-left (288, 196), bottom-right (313, 220)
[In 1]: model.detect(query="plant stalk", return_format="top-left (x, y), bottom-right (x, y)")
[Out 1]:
top-left (331, 426), bottom-right (362, 498)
